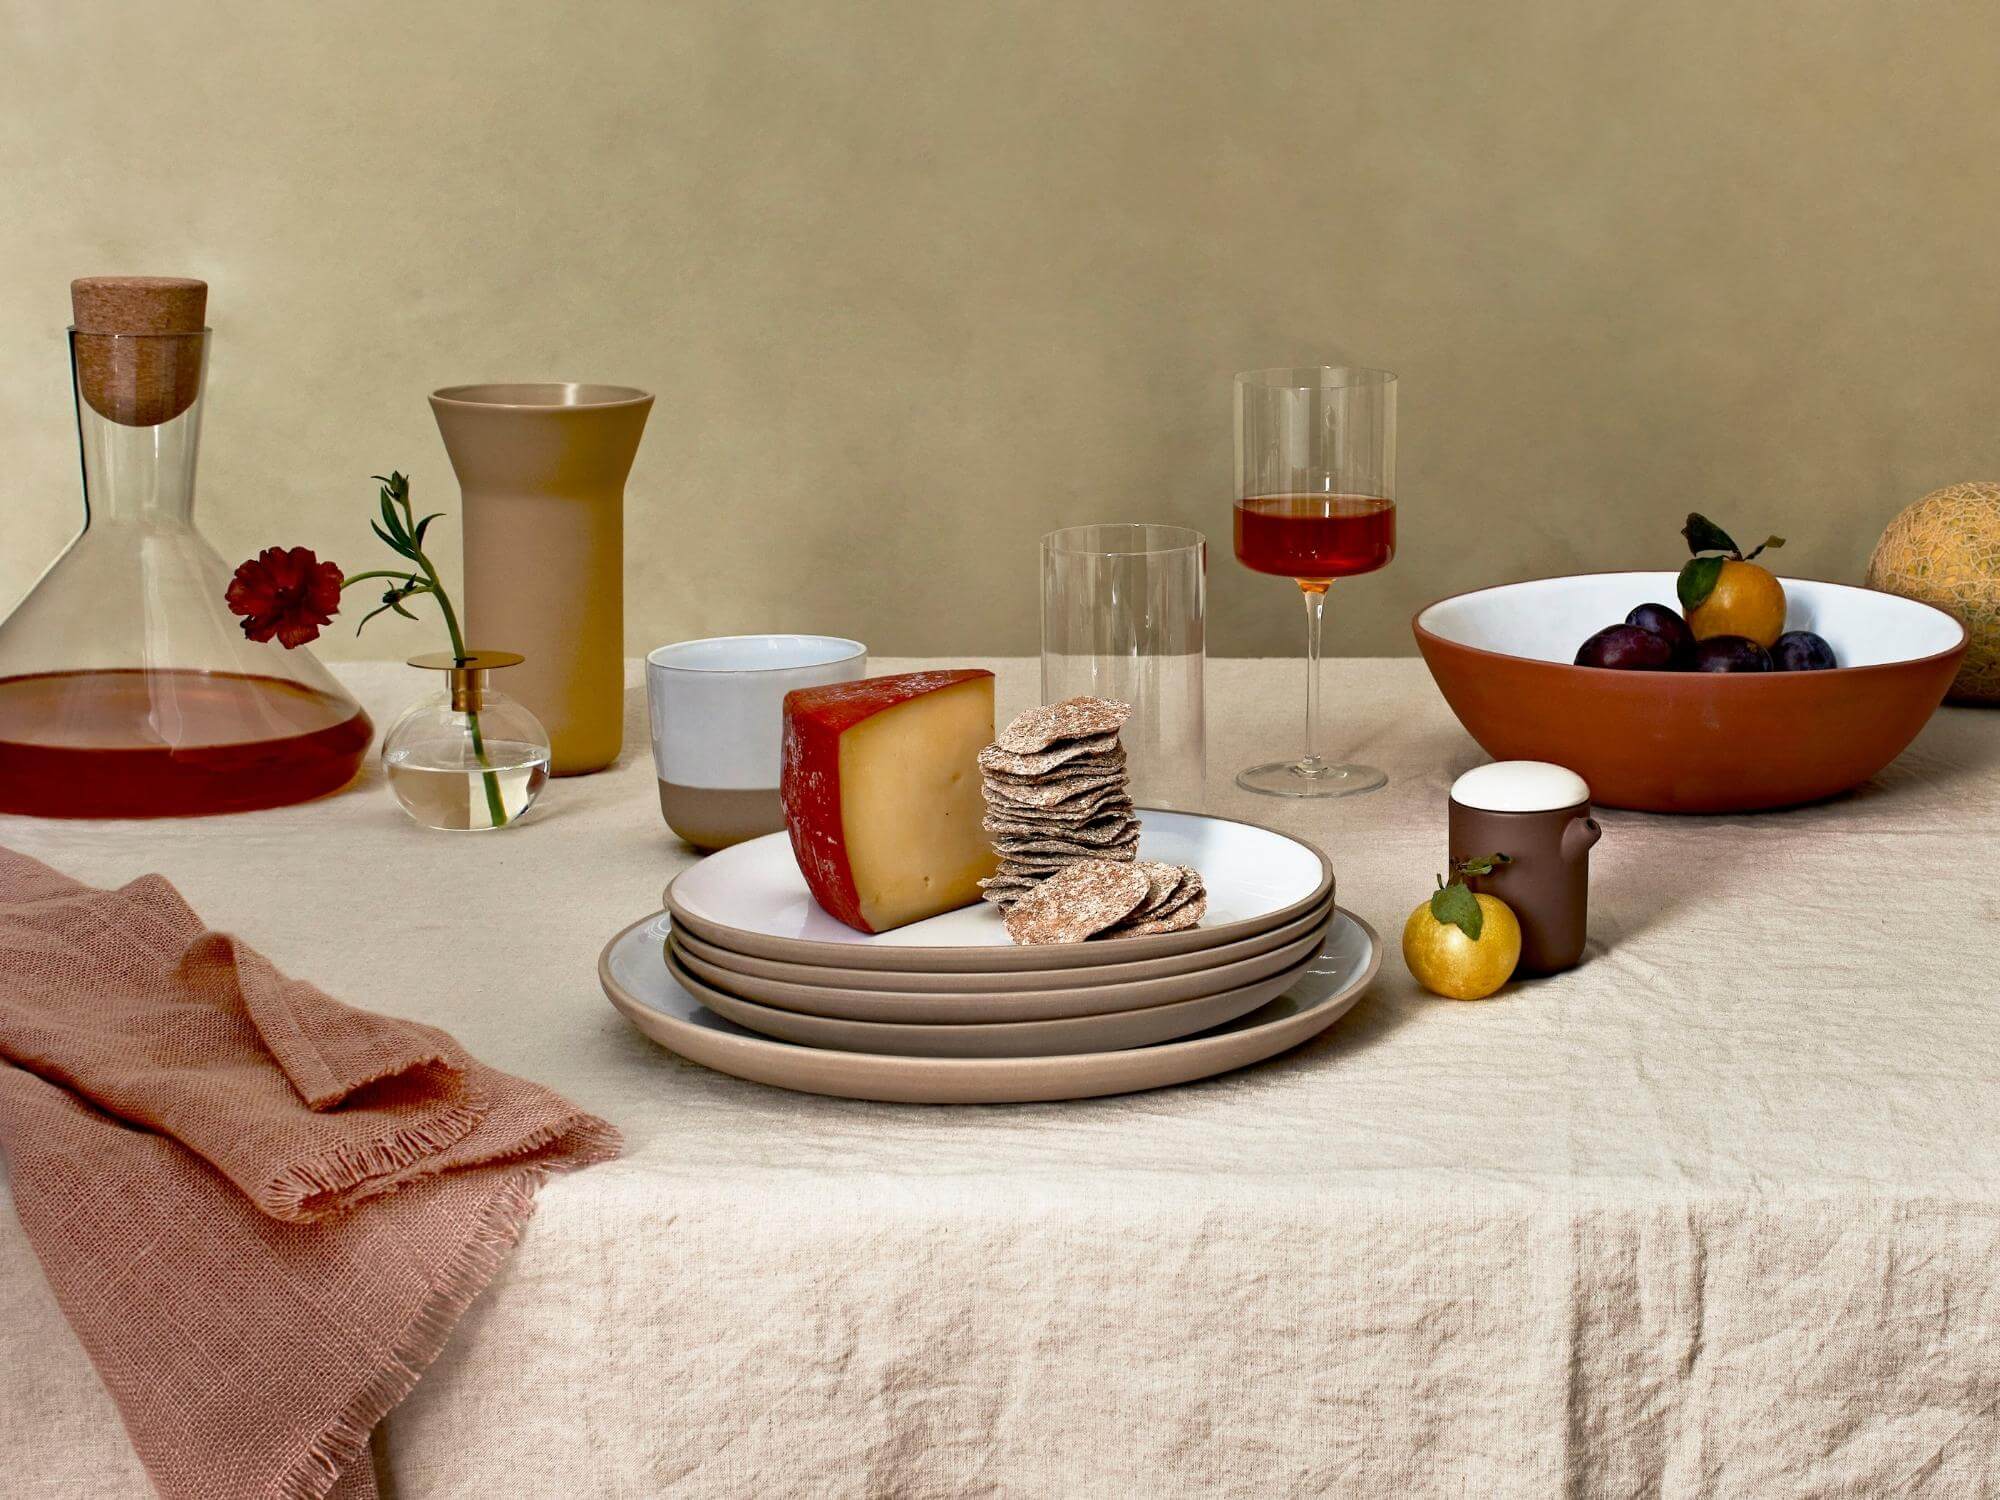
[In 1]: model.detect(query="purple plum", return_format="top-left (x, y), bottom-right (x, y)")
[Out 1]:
top-left (1690, 635), bottom-right (1773, 673)
top-left (1575, 624), bottom-right (1676, 670)
top-left (1624, 602), bottom-right (1695, 665)
top-left (1771, 630), bottom-right (1837, 671)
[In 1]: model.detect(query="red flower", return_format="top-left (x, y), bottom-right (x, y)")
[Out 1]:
top-left (225, 546), bottom-right (343, 649)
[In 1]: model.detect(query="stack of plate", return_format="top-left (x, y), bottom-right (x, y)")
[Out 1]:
top-left (599, 810), bottom-right (1381, 1104)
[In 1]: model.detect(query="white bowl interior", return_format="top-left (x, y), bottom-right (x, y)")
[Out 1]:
top-left (1418, 573), bottom-right (1960, 669)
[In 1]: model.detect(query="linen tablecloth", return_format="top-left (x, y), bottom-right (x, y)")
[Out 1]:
top-left (6, 658), bottom-right (1998, 1497)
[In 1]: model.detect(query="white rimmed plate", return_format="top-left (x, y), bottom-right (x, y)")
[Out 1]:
top-left (665, 810), bottom-right (1333, 973)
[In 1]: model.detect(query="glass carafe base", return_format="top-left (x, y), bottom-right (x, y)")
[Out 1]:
top-left (0, 669), bottom-right (372, 818)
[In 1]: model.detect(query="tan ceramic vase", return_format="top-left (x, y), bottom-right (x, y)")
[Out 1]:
top-left (430, 383), bottom-right (653, 775)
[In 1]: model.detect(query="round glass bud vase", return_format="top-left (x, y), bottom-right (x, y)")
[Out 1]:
top-left (383, 651), bottom-right (551, 831)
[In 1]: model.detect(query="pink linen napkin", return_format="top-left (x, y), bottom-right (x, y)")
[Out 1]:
top-left (0, 846), bottom-right (620, 1500)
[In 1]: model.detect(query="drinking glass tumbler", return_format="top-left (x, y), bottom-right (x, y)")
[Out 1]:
top-left (1232, 366), bottom-right (1397, 798)
top-left (1041, 524), bottom-right (1207, 811)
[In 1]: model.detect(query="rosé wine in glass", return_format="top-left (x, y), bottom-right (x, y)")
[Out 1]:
top-left (1233, 493), bottom-right (1396, 583)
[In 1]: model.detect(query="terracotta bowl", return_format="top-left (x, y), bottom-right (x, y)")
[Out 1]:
top-left (1413, 572), bottom-right (1967, 813)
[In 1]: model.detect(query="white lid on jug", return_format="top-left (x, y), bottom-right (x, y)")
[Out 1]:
top-left (1450, 761), bottom-right (1590, 813)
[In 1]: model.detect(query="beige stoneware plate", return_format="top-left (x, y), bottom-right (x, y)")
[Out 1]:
top-left (669, 893), bottom-right (1336, 998)
top-left (599, 909), bottom-right (1382, 1104)
top-left (668, 915), bottom-right (1332, 1024)
top-left (665, 945), bottom-right (1321, 1058)
top-left (665, 810), bottom-right (1334, 973)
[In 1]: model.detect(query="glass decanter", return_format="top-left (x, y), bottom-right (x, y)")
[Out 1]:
top-left (0, 278), bottom-right (372, 817)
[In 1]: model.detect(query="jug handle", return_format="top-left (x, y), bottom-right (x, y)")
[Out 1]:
top-left (1563, 815), bottom-right (1602, 861)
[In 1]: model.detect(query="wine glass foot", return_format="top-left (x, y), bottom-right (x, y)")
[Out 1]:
top-left (1235, 760), bottom-right (1386, 799)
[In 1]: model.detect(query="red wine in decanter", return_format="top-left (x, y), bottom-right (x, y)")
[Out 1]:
top-left (0, 669), bottom-right (371, 817)
top-left (1233, 494), bottom-right (1396, 584)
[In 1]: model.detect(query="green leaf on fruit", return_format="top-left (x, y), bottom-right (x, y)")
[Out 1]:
top-left (1682, 512), bottom-right (1740, 557)
top-left (1430, 880), bottom-right (1483, 940)
top-left (1455, 852), bottom-right (1512, 879)
top-left (1678, 555), bottom-right (1725, 611)
top-left (1744, 534), bottom-right (1785, 561)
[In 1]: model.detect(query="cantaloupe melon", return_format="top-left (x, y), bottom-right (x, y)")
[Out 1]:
top-left (1865, 481), bottom-right (2000, 704)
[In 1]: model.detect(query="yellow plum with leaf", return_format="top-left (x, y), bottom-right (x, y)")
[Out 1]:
top-left (1402, 855), bottom-right (1522, 1001)
top-left (1679, 513), bottom-right (1788, 648)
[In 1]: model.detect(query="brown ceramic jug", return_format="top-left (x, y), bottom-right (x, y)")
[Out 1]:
top-left (430, 383), bottom-right (652, 776)
top-left (1448, 761), bottom-right (1601, 975)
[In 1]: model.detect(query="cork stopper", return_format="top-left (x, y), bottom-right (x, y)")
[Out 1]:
top-left (70, 276), bottom-right (208, 427)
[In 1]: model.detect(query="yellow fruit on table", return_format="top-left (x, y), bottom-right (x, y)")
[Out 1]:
top-left (1403, 891), bottom-right (1521, 1000)
top-left (1866, 481), bottom-right (2000, 704)
top-left (1686, 559), bottom-right (1787, 647)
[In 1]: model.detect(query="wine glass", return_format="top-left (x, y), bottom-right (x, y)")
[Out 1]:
top-left (1232, 366), bottom-right (1397, 798)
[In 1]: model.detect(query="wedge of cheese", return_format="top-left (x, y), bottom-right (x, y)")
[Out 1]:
top-left (781, 670), bottom-right (1000, 933)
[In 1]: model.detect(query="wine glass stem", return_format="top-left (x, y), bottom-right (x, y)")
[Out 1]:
top-left (1299, 581), bottom-right (1329, 776)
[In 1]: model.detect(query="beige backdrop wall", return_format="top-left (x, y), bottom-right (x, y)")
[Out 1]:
top-left (3, 0), bottom-right (1996, 660)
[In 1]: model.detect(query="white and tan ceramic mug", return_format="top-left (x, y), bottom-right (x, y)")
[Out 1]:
top-left (646, 635), bottom-right (867, 849)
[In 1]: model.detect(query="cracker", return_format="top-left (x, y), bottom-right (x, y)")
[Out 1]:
top-left (1145, 868), bottom-right (1206, 920)
top-left (984, 789), bottom-right (1133, 823)
top-left (977, 735), bottom-right (1123, 778)
top-left (987, 816), bottom-right (1131, 845)
top-left (994, 845), bottom-right (1138, 875)
top-left (979, 759), bottom-right (1125, 793)
top-left (996, 852), bottom-right (1111, 869)
top-left (982, 761), bottom-right (1118, 785)
top-left (992, 810), bottom-right (1138, 837)
top-left (1128, 859), bottom-right (1186, 915)
top-left (979, 870), bottom-right (1042, 891)
top-left (984, 792), bottom-right (1128, 828)
top-left (1064, 815), bottom-right (1141, 844)
top-left (991, 823), bottom-right (1118, 846)
top-left (988, 811), bottom-right (1138, 842)
top-left (980, 770), bottom-right (1126, 810)
top-left (1108, 889), bottom-right (1207, 937)
top-left (985, 818), bottom-right (1112, 842)
top-left (1002, 859), bottom-right (1150, 945)
top-left (1014, 850), bottom-right (1137, 873)
top-left (1105, 869), bottom-right (1204, 934)
top-left (993, 831), bottom-right (1141, 859)
top-left (996, 697), bottom-right (1131, 755)
top-left (978, 871), bottom-right (1044, 906)
top-left (992, 828), bottom-right (1136, 852)
top-left (985, 810), bottom-right (1131, 837)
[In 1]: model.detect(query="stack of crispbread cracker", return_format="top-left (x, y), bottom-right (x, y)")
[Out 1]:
top-left (978, 696), bottom-right (1205, 941)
